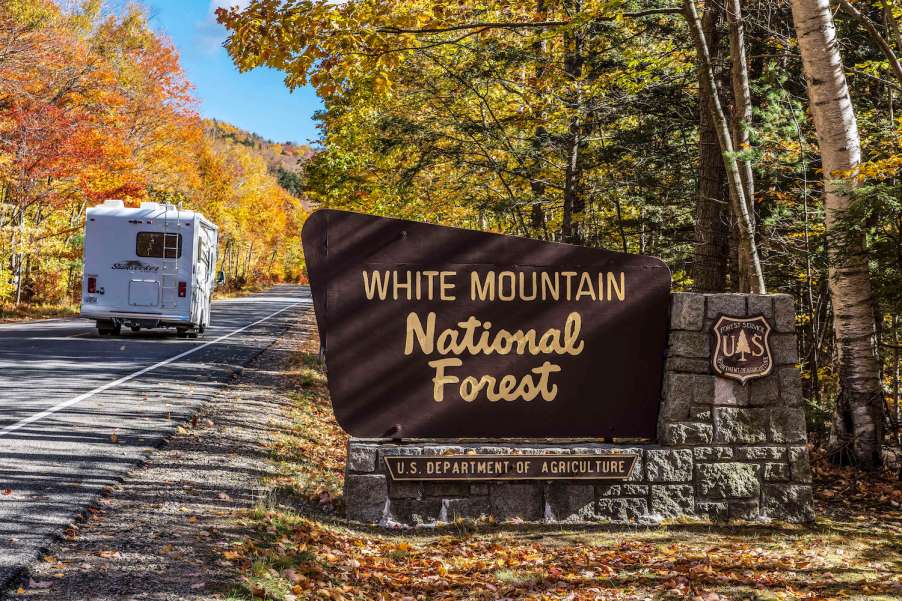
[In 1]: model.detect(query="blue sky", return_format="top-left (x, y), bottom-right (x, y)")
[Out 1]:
top-left (140, 0), bottom-right (322, 145)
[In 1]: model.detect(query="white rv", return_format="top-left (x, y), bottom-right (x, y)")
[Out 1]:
top-left (80, 199), bottom-right (221, 337)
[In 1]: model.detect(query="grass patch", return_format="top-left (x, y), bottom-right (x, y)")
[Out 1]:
top-left (0, 301), bottom-right (79, 322)
top-left (228, 324), bottom-right (902, 600)
top-left (495, 568), bottom-right (543, 587)
top-left (262, 339), bottom-right (347, 512)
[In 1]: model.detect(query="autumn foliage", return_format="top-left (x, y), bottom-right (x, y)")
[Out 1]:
top-left (0, 0), bottom-right (306, 308)
top-left (216, 0), bottom-right (902, 450)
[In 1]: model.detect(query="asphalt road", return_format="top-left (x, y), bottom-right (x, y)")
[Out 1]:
top-left (0, 285), bottom-right (312, 593)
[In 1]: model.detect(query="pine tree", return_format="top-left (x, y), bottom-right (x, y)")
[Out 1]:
top-left (735, 330), bottom-right (751, 361)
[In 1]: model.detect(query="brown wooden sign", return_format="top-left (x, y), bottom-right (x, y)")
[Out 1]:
top-left (711, 314), bottom-right (773, 384)
top-left (384, 454), bottom-right (638, 481)
top-left (302, 209), bottom-right (671, 439)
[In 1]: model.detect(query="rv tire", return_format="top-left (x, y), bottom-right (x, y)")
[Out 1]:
top-left (97, 321), bottom-right (121, 336)
top-left (130, 326), bottom-right (141, 333)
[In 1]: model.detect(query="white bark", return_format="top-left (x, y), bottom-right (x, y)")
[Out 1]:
top-left (790, 0), bottom-right (884, 466)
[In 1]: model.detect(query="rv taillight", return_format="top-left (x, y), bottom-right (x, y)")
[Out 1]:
top-left (87, 277), bottom-right (97, 294)
top-left (178, 281), bottom-right (187, 297)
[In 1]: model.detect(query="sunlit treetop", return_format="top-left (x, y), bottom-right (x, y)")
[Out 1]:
top-left (216, 0), bottom-right (681, 98)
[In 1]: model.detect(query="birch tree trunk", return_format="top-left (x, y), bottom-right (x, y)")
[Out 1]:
top-left (790, 0), bottom-right (884, 467)
top-left (683, 0), bottom-right (766, 293)
top-left (726, 0), bottom-right (757, 292)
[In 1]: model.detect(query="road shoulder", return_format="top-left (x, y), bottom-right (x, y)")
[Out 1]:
top-left (6, 311), bottom-right (314, 600)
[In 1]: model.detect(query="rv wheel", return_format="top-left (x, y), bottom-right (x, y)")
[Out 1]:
top-left (130, 326), bottom-right (141, 333)
top-left (97, 321), bottom-right (120, 336)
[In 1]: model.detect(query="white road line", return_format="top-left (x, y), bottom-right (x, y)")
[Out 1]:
top-left (0, 300), bottom-right (308, 438)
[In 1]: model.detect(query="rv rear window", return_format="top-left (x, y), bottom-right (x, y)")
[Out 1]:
top-left (136, 232), bottom-right (182, 259)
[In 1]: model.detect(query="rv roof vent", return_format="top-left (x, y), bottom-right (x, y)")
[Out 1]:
top-left (140, 201), bottom-right (160, 210)
top-left (102, 199), bottom-right (125, 208)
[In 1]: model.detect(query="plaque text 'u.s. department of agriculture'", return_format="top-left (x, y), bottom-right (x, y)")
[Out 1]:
top-left (384, 454), bottom-right (639, 481)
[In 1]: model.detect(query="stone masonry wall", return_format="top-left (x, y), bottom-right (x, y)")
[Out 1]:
top-left (344, 293), bottom-right (814, 526)
top-left (659, 292), bottom-right (813, 522)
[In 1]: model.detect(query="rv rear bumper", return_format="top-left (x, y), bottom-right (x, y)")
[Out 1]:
top-left (80, 306), bottom-right (192, 325)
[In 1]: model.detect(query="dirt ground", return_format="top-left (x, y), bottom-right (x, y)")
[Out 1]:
top-left (6, 313), bottom-right (902, 601)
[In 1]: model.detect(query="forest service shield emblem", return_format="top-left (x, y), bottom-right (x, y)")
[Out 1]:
top-left (711, 314), bottom-right (773, 385)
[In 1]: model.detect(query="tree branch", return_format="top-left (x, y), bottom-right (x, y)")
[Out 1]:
top-left (838, 0), bottom-right (902, 84)
top-left (379, 20), bottom-right (566, 34)
top-left (377, 8), bottom-right (682, 34)
top-left (846, 65), bottom-right (902, 91)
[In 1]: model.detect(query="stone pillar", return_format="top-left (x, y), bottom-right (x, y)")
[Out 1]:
top-left (661, 292), bottom-right (813, 522)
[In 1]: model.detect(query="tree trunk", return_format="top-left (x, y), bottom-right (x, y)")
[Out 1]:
top-left (529, 0), bottom-right (549, 240)
top-left (894, 315), bottom-right (900, 444)
top-left (561, 117), bottom-right (583, 244)
top-left (692, 1), bottom-right (731, 292)
top-left (13, 204), bottom-right (24, 306)
top-left (561, 0), bottom-right (585, 244)
top-left (683, 0), bottom-right (766, 293)
top-left (726, 0), bottom-right (757, 292)
top-left (790, 0), bottom-right (884, 467)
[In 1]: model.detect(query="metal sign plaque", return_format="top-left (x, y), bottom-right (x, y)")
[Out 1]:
top-left (302, 209), bottom-right (671, 439)
top-left (384, 454), bottom-right (639, 481)
top-left (711, 314), bottom-right (774, 384)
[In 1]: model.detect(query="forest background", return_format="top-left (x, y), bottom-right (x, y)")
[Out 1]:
top-left (3, 0), bottom-right (902, 467)
top-left (0, 0), bottom-right (312, 317)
